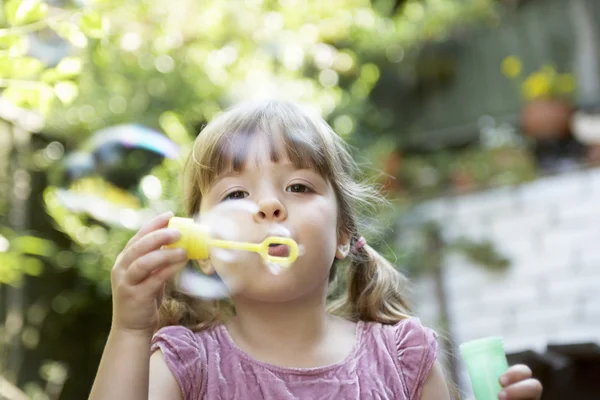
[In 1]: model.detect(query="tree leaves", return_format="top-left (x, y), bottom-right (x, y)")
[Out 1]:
top-left (4, 0), bottom-right (49, 26)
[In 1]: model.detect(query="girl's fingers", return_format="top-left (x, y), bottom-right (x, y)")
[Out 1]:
top-left (124, 211), bottom-right (173, 250)
top-left (126, 248), bottom-right (187, 285)
top-left (119, 228), bottom-right (181, 269)
top-left (145, 260), bottom-right (188, 293)
top-left (500, 365), bottom-right (533, 387)
top-left (499, 379), bottom-right (543, 400)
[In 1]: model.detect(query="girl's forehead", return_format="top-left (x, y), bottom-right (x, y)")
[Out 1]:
top-left (197, 124), bottom-right (331, 194)
top-left (220, 129), bottom-right (314, 172)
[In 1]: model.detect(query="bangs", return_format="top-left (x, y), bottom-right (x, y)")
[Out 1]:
top-left (193, 102), bottom-right (332, 193)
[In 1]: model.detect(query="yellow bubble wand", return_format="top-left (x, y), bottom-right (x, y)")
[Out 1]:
top-left (166, 217), bottom-right (299, 266)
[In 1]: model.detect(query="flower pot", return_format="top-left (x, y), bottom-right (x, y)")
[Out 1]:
top-left (521, 99), bottom-right (573, 140)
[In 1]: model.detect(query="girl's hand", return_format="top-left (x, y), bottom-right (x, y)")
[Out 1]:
top-left (110, 211), bottom-right (187, 335)
top-left (499, 364), bottom-right (543, 399)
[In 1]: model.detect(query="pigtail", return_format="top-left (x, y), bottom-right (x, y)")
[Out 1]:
top-left (328, 241), bottom-right (412, 324)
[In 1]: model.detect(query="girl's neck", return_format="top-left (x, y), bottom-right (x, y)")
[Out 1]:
top-left (228, 290), bottom-right (331, 352)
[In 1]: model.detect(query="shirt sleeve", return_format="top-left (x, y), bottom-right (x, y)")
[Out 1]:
top-left (393, 318), bottom-right (439, 400)
top-left (152, 325), bottom-right (205, 400)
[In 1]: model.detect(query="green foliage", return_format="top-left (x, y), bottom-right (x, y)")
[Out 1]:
top-left (0, 0), bottom-right (501, 396)
top-left (0, 229), bottom-right (56, 284)
top-left (4, 0), bottom-right (49, 26)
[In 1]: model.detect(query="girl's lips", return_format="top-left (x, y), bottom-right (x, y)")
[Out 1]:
top-left (267, 244), bottom-right (290, 257)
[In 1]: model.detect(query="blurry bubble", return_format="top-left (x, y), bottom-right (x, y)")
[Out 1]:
top-left (109, 96), bottom-right (127, 114)
top-left (39, 361), bottom-right (68, 384)
top-left (75, 227), bottom-right (91, 244)
top-left (319, 69), bottom-right (339, 88)
top-left (333, 52), bottom-right (354, 72)
top-left (78, 105), bottom-right (96, 122)
top-left (211, 248), bottom-right (240, 264)
top-left (177, 199), bottom-right (305, 297)
top-left (137, 53), bottom-right (154, 70)
top-left (334, 114), bottom-right (354, 136)
top-left (66, 108), bottom-right (80, 124)
top-left (263, 12), bottom-right (284, 31)
top-left (386, 45), bottom-right (404, 63)
top-left (282, 44), bottom-right (304, 71)
top-left (299, 24), bottom-right (319, 43)
top-left (140, 175), bottom-right (162, 200)
top-left (86, 124), bottom-right (180, 159)
top-left (165, 33), bottom-right (183, 49)
top-left (70, 31), bottom-right (88, 48)
top-left (52, 294), bottom-right (70, 314)
top-left (21, 326), bottom-right (40, 349)
top-left (318, 93), bottom-right (337, 115)
top-left (404, 2), bottom-right (424, 21)
top-left (221, 46), bottom-right (238, 65)
top-left (0, 234), bottom-right (9, 252)
top-left (177, 267), bottom-right (230, 299)
top-left (27, 303), bottom-right (47, 326)
top-left (120, 208), bottom-right (140, 230)
top-left (54, 81), bottom-right (79, 104)
top-left (44, 141), bottom-right (64, 161)
top-left (314, 43), bottom-right (335, 70)
top-left (355, 9), bottom-right (375, 28)
top-left (90, 226), bottom-right (107, 245)
top-left (5, 310), bottom-right (23, 335)
top-left (147, 78), bottom-right (167, 96)
top-left (155, 55), bottom-right (175, 73)
top-left (121, 32), bottom-right (142, 52)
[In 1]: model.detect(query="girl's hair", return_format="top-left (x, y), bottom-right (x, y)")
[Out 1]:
top-left (158, 100), bottom-right (412, 331)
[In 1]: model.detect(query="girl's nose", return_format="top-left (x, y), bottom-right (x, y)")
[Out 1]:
top-left (254, 198), bottom-right (287, 222)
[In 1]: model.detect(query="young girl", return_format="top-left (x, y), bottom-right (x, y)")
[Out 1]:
top-left (90, 101), bottom-right (543, 400)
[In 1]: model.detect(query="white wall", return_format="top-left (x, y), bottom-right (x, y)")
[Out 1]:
top-left (408, 167), bottom-right (600, 392)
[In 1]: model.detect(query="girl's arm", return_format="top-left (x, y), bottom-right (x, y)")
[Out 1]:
top-left (88, 212), bottom-right (187, 400)
top-left (89, 330), bottom-right (182, 400)
top-left (420, 362), bottom-right (452, 400)
top-left (89, 329), bottom-right (153, 399)
top-left (149, 350), bottom-right (183, 400)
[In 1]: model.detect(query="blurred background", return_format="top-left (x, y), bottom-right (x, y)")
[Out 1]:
top-left (0, 0), bottom-right (599, 398)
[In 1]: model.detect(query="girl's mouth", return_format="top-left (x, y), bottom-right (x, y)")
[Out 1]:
top-left (268, 244), bottom-right (290, 257)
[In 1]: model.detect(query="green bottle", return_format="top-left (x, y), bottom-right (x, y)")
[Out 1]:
top-left (459, 336), bottom-right (509, 400)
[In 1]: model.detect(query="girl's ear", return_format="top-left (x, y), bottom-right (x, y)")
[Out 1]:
top-left (335, 232), bottom-right (351, 260)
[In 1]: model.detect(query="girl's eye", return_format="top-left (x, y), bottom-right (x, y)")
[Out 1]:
top-left (224, 190), bottom-right (249, 200)
top-left (286, 183), bottom-right (312, 193)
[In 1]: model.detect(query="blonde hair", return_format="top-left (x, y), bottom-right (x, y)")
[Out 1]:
top-left (158, 100), bottom-right (411, 331)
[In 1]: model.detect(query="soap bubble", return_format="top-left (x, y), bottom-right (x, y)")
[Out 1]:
top-left (175, 199), bottom-right (304, 299)
top-left (85, 124), bottom-right (180, 159)
top-left (177, 267), bottom-right (231, 299)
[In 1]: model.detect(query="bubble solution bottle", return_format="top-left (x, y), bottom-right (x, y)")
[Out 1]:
top-left (459, 336), bottom-right (509, 400)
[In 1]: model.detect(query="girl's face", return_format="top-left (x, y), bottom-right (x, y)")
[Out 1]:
top-left (198, 133), bottom-right (349, 302)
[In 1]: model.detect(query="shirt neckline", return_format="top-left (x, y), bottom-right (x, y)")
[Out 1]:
top-left (217, 319), bottom-right (366, 375)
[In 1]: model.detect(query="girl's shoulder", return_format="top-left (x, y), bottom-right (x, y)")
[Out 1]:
top-left (362, 318), bottom-right (438, 400)
top-left (151, 324), bottom-right (222, 399)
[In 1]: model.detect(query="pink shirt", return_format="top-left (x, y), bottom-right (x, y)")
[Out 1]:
top-left (151, 318), bottom-right (438, 400)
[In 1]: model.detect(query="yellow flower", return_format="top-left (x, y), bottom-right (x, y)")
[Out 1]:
top-left (522, 72), bottom-right (551, 101)
top-left (501, 56), bottom-right (522, 79)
